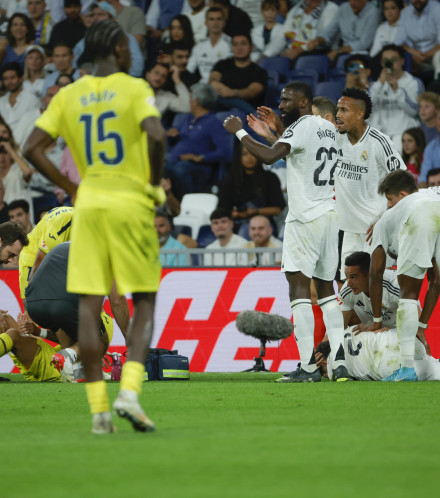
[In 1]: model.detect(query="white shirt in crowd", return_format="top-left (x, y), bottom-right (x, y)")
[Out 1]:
top-left (369, 20), bottom-right (404, 58)
top-left (251, 23), bottom-right (286, 61)
top-left (204, 234), bottom-right (248, 266)
top-left (187, 34), bottom-right (231, 83)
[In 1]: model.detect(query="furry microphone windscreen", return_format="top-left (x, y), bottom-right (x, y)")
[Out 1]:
top-left (235, 310), bottom-right (293, 340)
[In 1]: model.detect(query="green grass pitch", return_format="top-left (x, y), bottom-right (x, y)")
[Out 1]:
top-left (2, 373), bottom-right (439, 497)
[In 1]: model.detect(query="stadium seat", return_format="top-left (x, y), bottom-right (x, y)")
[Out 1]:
top-left (197, 224), bottom-right (216, 248)
top-left (258, 56), bottom-right (291, 82)
top-left (173, 193), bottom-right (218, 238)
top-left (314, 81), bottom-right (345, 104)
top-left (294, 55), bottom-right (329, 81)
top-left (287, 68), bottom-right (319, 93)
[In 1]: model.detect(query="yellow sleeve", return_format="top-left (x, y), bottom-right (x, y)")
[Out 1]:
top-left (132, 79), bottom-right (161, 125)
top-left (34, 90), bottom-right (65, 139)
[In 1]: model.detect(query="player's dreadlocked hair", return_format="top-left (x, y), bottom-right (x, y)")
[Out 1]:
top-left (342, 87), bottom-right (373, 120)
top-left (84, 20), bottom-right (126, 61)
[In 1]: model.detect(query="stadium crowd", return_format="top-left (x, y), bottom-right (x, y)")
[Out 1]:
top-left (0, 0), bottom-right (439, 265)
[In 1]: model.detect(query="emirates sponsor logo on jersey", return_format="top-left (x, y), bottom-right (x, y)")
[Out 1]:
top-left (361, 150), bottom-right (368, 161)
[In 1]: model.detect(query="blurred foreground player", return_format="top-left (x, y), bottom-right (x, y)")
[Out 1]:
top-left (24, 20), bottom-right (166, 434)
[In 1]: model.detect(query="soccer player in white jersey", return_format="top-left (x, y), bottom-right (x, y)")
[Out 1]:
top-left (223, 81), bottom-right (348, 382)
top-left (335, 88), bottom-right (406, 267)
top-left (370, 170), bottom-right (440, 381)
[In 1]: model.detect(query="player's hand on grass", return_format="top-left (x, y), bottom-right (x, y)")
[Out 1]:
top-left (223, 115), bottom-right (243, 134)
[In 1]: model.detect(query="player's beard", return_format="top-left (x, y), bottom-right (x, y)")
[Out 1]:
top-left (281, 108), bottom-right (300, 128)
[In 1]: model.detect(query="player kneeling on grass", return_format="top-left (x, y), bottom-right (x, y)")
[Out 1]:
top-left (0, 310), bottom-right (113, 382)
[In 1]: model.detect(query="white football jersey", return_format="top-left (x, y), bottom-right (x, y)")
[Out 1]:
top-left (371, 187), bottom-right (440, 259)
top-left (339, 269), bottom-right (400, 327)
top-left (335, 126), bottom-right (406, 233)
top-left (327, 327), bottom-right (439, 381)
top-left (187, 35), bottom-right (232, 83)
top-left (277, 114), bottom-right (336, 223)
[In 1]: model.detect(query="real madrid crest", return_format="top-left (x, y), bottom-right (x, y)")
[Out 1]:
top-left (361, 150), bottom-right (368, 161)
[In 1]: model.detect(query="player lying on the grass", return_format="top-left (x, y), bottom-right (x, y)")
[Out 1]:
top-left (369, 170), bottom-right (440, 382)
top-left (0, 309), bottom-right (112, 382)
top-left (314, 327), bottom-right (440, 381)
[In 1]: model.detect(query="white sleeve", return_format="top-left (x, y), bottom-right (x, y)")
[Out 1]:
top-left (186, 46), bottom-right (198, 74)
top-left (339, 286), bottom-right (355, 312)
top-left (277, 116), bottom-right (309, 152)
top-left (146, 0), bottom-right (160, 29)
top-left (395, 76), bottom-right (424, 119)
top-left (370, 215), bottom-right (389, 253)
top-left (374, 132), bottom-right (407, 176)
top-left (262, 24), bottom-right (288, 58)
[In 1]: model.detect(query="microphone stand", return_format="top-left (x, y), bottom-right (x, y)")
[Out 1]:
top-left (243, 337), bottom-right (270, 372)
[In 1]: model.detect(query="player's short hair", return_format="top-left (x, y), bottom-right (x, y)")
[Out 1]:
top-left (232, 33), bottom-right (252, 45)
top-left (284, 81), bottom-right (313, 103)
top-left (262, 0), bottom-right (280, 9)
top-left (84, 20), bottom-right (126, 61)
top-left (1, 62), bottom-right (23, 78)
top-left (417, 91), bottom-right (440, 109)
top-left (344, 251), bottom-right (370, 273)
top-left (344, 53), bottom-right (371, 72)
top-left (312, 96), bottom-right (336, 120)
top-left (168, 40), bottom-right (191, 53)
top-left (380, 44), bottom-right (405, 59)
top-left (210, 208), bottom-right (232, 221)
top-left (8, 199), bottom-right (30, 213)
top-left (378, 170), bottom-right (418, 196)
top-left (190, 82), bottom-right (217, 110)
top-left (427, 167), bottom-right (440, 180)
top-left (155, 210), bottom-right (171, 225)
top-left (383, 0), bottom-right (404, 10)
top-left (315, 339), bottom-right (331, 358)
top-left (206, 6), bottom-right (224, 18)
top-left (341, 87), bottom-right (373, 120)
top-left (0, 222), bottom-right (28, 247)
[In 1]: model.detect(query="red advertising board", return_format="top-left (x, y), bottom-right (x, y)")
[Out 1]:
top-left (0, 268), bottom-right (439, 373)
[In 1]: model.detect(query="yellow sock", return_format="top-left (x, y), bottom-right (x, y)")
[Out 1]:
top-left (120, 361), bottom-right (145, 395)
top-left (85, 380), bottom-right (110, 414)
top-left (0, 333), bottom-right (13, 357)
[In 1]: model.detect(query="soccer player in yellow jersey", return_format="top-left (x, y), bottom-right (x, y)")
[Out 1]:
top-left (24, 20), bottom-right (166, 434)
top-left (19, 206), bottom-right (73, 300)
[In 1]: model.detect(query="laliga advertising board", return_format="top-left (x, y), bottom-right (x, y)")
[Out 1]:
top-left (0, 268), bottom-right (439, 373)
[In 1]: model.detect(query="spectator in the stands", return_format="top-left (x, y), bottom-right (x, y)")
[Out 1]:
top-left (43, 43), bottom-right (79, 95)
top-left (0, 13), bottom-right (36, 69)
top-left (155, 211), bottom-right (187, 267)
top-left (105, 0), bottom-right (146, 47)
top-left (161, 14), bottom-right (195, 51)
top-left (0, 122), bottom-right (33, 207)
top-left (0, 1), bottom-right (28, 18)
top-left (165, 82), bottom-right (231, 198)
top-left (73, 2), bottom-right (144, 78)
top-left (185, 0), bottom-right (209, 43)
top-left (344, 54), bottom-right (371, 92)
top-left (282, 0), bottom-right (339, 62)
top-left (48, 0), bottom-right (86, 49)
top-left (395, 0), bottom-right (440, 78)
top-left (244, 214), bottom-right (282, 266)
top-left (160, 41), bottom-right (200, 92)
top-left (427, 167), bottom-right (440, 186)
top-left (0, 62), bottom-right (41, 148)
top-left (28, 0), bottom-right (55, 45)
top-left (187, 6), bottom-right (231, 83)
top-left (145, 62), bottom-right (190, 115)
top-left (210, 0), bottom-right (253, 38)
top-left (369, 44), bottom-right (424, 150)
top-left (419, 110), bottom-right (440, 185)
top-left (8, 199), bottom-right (33, 233)
top-left (23, 44), bottom-right (45, 99)
top-left (307, 0), bottom-right (380, 61)
top-left (210, 33), bottom-right (267, 113)
top-left (401, 127), bottom-right (426, 183)
top-left (146, 0), bottom-right (184, 40)
top-left (217, 144), bottom-right (285, 238)
top-left (203, 208), bottom-right (248, 266)
top-left (251, 0), bottom-right (285, 62)
top-left (0, 180), bottom-right (8, 223)
top-left (417, 91), bottom-right (440, 144)
top-left (54, 145), bottom-right (80, 205)
top-left (369, 0), bottom-right (404, 58)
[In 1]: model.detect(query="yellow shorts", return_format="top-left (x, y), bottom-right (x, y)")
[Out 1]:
top-left (67, 206), bottom-right (161, 295)
top-left (10, 339), bottom-right (61, 382)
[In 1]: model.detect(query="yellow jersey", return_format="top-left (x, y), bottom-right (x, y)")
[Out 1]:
top-left (35, 72), bottom-right (161, 210)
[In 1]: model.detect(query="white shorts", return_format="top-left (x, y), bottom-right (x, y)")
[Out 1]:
top-left (398, 201), bottom-right (440, 278)
top-left (341, 231), bottom-right (371, 270)
top-left (282, 210), bottom-right (338, 280)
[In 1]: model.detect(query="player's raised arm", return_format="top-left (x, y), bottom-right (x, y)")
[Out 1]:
top-left (23, 128), bottom-right (78, 200)
top-left (223, 115), bottom-right (290, 165)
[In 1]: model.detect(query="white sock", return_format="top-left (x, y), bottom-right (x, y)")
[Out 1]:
top-left (397, 298), bottom-right (418, 368)
top-left (318, 296), bottom-right (346, 369)
top-left (62, 348), bottom-right (77, 363)
top-left (291, 299), bottom-right (316, 373)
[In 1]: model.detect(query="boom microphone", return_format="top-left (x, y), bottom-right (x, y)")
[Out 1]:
top-left (236, 310), bottom-right (293, 341)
